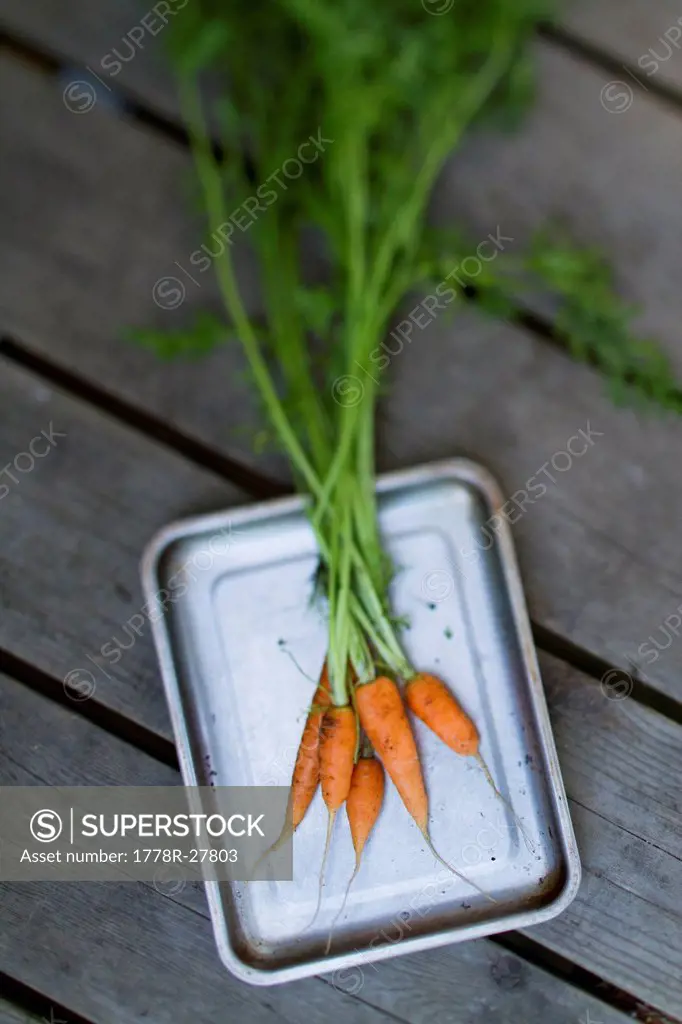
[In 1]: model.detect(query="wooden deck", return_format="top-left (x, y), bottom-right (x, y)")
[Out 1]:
top-left (1, 3), bottom-right (681, 1022)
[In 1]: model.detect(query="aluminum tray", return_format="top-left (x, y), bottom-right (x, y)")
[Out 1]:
top-left (141, 459), bottom-right (580, 986)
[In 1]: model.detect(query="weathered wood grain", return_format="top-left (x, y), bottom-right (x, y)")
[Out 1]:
top-left (4, 10), bottom-right (682, 377)
top-left (3, 55), bottom-right (682, 706)
top-left (0, 358), bottom-right (246, 737)
top-left (536, 652), bottom-right (682, 1012)
top-left (0, 665), bottom-right (660, 1021)
top-left (542, 653), bottom-right (682, 864)
top-left (564, 0), bottom-right (682, 90)
top-left (318, 938), bottom-right (636, 1024)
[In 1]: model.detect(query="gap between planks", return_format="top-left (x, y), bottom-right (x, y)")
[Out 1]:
top-left (542, 20), bottom-right (682, 111)
top-left (0, 28), bottom-right (189, 151)
top-left (496, 932), bottom-right (682, 1024)
top-left (0, 336), bottom-right (285, 500)
top-left (0, 975), bottom-right (95, 1024)
top-left (0, 647), bottom-right (178, 770)
top-left (5, 8), bottom-right (682, 129)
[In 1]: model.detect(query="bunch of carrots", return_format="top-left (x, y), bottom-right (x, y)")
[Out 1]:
top-left (271, 647), bottom-right (506, 945)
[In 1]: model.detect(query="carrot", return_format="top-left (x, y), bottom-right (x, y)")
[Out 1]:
top-left (355, 677), bottom-right (427, 829)
top-left (346, 756), bottom-right (385, 864)
top-left (307, 703), bottom-right (357, 928)
top-left (406, 672), bottom-right (535, 852)
top-left (291, 663), bottom-right (332, 828)
top-left (251, 661), bottom-right (330, 877)
top-left (325, 755), bottom-right (384, 954)
top-left (356, 676), bottom-right (493, 900)
top-left (319, 705), bottom-right (357, 812)
top-left (405, 673), bottom-right (478, 756)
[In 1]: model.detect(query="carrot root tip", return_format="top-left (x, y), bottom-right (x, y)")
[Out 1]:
top-left (324, 855), bottom-right (360, 956)
top-left (474, 753), bottom-right (536, 855)
top-left (419, 827), bottom-right (497, 904)
top-left (303, 809), bottom-right (336, 934)
top-left (248, 821), bottom-right (295, 882)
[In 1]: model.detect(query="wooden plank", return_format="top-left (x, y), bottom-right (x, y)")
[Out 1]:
top-left (564, 0), bottom-right (682, 90)
top-left (4, 0), bottom-right (682, 348)
top-left (4, 0), bottom-right (682, 105)
top-left (0, 1001), bottom-right (44, 1024)
top-left (0, 668), bottom-right (655, 1022)
top-left (534, 652), bottom-right (682, 1011)
top-left (0, 357), bottom-right (246, 736)
top-left (4, 37), bottom-right (682, 385)
top-left (0, 0), bottom-right (180, 117)
top-left (310, 939), bottom-right (636, 1024)
top-left (433, 40), bottom-right (682, 373)
top-left (3, 51), bottom-right (682, 708)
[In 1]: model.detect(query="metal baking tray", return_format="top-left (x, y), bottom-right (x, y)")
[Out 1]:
top-left (141, 458), bottom-right (580, 986)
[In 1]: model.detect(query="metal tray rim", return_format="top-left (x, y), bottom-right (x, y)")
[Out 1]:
top-left (141, 457), bottom-right (581, 986)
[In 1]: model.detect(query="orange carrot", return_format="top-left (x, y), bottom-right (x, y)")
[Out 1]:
top-left (325, 755), bottom-right (384, 953)
top-left (291, 663), bottom-right (332, 828)
top-left (251, 661), bottom-right (330, 877)
top-left (405, 672), bottom-right (478, 756)
top-left (355, 677), bottom-right (427, 830)
top-left (346, 756), bottom-right (385, 861)
top-left (308, 703), bottom-right (357, 927)
top-left (356, 676), bottom-right (493, 900)
top-left (406, 672), bottom-right (534, 852)
top-left (319, 705), bottom-right (358, 812)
